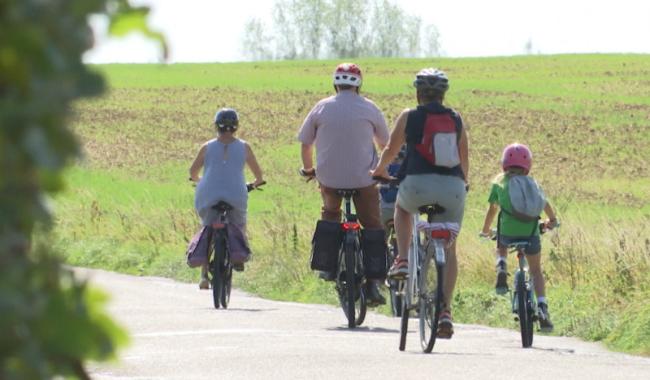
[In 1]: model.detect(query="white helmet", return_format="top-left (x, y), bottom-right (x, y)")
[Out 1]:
top-left (413, 68), bottom-right (449, 93)
top-left (333, 63), bottom-right (363, 87)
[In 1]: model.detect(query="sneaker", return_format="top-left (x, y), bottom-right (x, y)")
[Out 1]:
top-left (538, 302), bottom-right (554, 333)
top-left (365, 281), bottom-right (386, 307)
top-left (437, 310), bottom-right (454, 339)
top-left (318, 271), bottom-right (336, 282)
top-left (495, 261), bottom-right (508, 295)
top-left (233, 262), bottom-right (245, 272)
top-left (387, 259), bottom-right (408, 280)
top-left (199, 273), bottom-right (210, 290)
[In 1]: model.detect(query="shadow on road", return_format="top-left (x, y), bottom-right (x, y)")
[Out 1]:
top-left (202, 307), bottom-right (277, 313)
top-left (326, 326), bottom-right (399, 334)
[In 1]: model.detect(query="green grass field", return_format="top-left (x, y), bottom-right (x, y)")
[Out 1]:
top-left (54, 54), bottom-right (650, 354)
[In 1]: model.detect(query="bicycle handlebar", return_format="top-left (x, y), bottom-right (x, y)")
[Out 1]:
top-left (246, 181), bottom-right (266, 192)
top-left (298, 168), bottom-right (316, 182)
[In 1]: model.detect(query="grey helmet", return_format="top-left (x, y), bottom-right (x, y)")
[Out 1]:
top-left (214, 108), bottom-right (239, 132)
top-left (413, 68), bottom-right (449, 95)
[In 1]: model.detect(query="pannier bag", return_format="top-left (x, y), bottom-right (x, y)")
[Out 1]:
top-left (227, 223), bottom-right (251, 264)
top-left (186, 226), bottom-right (212, 268)
top-left (507, 175), bottom-right (546, 222)
top-left (310, 220), bottom-right (342, 272)
top-left (361, 229), bottom-right (388, 279)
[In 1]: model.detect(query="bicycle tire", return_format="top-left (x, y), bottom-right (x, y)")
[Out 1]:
top-left (220, 265), bottom-right (232, 309)
top-left (387, 227), bottom-right (403, 317)
top-left (211, 233), bottom-right (226, 310)
top-left (344, 239), bottom-right (357, 328)
top-left (515, 271), bottom-right (533, 348)
top-left (399, 294), bottom-right (409, 351)
top-left (419, 249), bottom-right (443, 353)
top-left (355, 286), bottom-right (367, 326)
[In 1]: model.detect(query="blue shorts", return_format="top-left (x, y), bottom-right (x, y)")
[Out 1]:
top-left (497, 235), bottom-right (541, 255)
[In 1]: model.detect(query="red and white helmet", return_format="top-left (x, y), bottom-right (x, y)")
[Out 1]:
top-left (333, 63), bottom-right (362, 87)
top-left (501, 143), bottom-right (533, 174)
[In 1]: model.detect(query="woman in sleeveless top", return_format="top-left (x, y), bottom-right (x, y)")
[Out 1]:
top-left (371, 69), bottom-right (469, 339)
top-left (189, 108), bottom-right (264, 288)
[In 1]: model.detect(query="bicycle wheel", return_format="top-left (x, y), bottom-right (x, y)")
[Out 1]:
top-left (355, 286), bottom-right (367, 326)
top-left (220, 264), bottom-right (232, 309)
top-left (344, 241), bottom-right (357, 328)
top-left (387, 227), bottom-right (403, 317)
top-left (211, 233), bottom-right (226, 309)
top-left (399, 292), bottom-right (409, 351)
top-left (419, 249), bottom-right (443, 353)
top-left (515, 271), bottom-right (533, 348)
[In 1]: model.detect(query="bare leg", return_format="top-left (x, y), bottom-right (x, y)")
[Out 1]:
top-left (393, 202), bottom-right (412, 262)
top-left (526, 253), bottom-right (546, 298)
top-left (443, 241), bottom-right (458, 310)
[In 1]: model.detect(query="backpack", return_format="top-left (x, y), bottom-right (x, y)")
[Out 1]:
top-left (505, 175), bottom-right (546, 222)
top-left (414, 112), bottom-right (461, 168)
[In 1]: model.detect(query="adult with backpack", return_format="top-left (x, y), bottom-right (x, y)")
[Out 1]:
top-left (479, 143), bottom-right (557, 332)
top-left (298, 62), bottom-right (390, 307)
top-left (371, 68), bottom-right (469, 338)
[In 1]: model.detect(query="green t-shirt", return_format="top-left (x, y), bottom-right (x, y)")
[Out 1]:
top-left (488, 173), bottom-right (540, 237)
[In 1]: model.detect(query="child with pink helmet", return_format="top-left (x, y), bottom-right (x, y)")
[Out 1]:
top-left (480, 143), bottom-right (558, 332)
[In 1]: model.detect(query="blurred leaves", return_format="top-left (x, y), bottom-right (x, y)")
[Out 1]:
top-left (0, 0), bottom-right (162, 378)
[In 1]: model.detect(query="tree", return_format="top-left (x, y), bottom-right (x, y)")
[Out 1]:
top-left (242, 18), bottom-right (273, 61)
top-left (0, 1), bottom-right (164, 378)
top-left (422, 24), bottom-right (442, 57)
top-left (242, 0), bottom-right (441, 60)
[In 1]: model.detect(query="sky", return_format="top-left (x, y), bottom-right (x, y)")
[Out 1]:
top-left (83, 0), bottom-right (650, 63)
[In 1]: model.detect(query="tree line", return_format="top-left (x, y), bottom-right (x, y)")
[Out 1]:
top-left (242, 0), bottom-right (441, 61)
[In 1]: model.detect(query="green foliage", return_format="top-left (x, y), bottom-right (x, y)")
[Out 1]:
top-left (0, 0), bottom-right (164, 378)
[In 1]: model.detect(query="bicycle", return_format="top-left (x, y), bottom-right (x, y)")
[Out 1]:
top-left (482, 221), bottom-right (557, 348)
top-left (300, 168), bottom-right (367, 328)
top-left (399, 205), bottom-right (457, 353)
top-left (373, 176), bottom-right (457, 353)
top-left (205, 181), bottom-right (265, 309)
top-left (385, 221), bottom-right (402, 317)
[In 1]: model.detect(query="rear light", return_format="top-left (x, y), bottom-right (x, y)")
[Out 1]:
top-left (430, 230), bottom-right (451, 240)
top-left (342, 222), bottom-right (361, 231)
top-left (212, 223), bottom-right (225, 230)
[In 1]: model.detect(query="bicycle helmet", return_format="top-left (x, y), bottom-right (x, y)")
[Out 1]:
top-left (413, 68), bottom-right (449, 94)
top-left (501, 143), bottom-right (533, 174)
top-left (214, 108), bottom-right (239, 132)
top-left (333, 63), bottom-right (362, 87)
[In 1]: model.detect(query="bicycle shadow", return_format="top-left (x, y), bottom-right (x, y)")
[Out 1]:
top-left (202, 307), bottom-right (277, 313)
top-left (326, 326), bottom-right (399, 334)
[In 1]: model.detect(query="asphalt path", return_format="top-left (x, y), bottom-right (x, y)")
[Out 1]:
top-left (80, 268), bottom-right (650, 380)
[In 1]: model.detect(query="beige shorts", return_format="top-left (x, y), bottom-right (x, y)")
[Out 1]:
top-left (397, 173), bottom-right (466, 226)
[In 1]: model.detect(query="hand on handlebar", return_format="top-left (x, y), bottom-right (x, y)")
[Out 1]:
top-left (246, 180), bottom-right (266, 192)
top-left (478, 229), bottom-right (497, 241)
top-left (299, 168), bottom-right (316, 182)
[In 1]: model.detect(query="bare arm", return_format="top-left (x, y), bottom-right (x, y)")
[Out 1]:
top-left (481, 203), bottom-right (500, 235)
top-left (189, 143), bottom-right (208, 182)
top-left (245, 143), bottom-right (264, 186)
top-left (371, 109), bottom-right (408, 178)
top-left (459, 125), bottom-right (469, 184)
top-left (301, 143), bottom-right (314, 171)
top-left (544, 201), bottom-right (558, 228)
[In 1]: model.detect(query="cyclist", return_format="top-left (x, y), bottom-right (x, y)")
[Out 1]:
top-left (190, 108), bottom-right (265, 289)
top-left (371, 68), bottom-right (469, 338)
top-left (298, 62), bottom-right (390, 306)
top-left (479, 143), bottom-right (557, 332)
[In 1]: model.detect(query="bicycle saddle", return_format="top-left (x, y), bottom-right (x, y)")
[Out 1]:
top-left (211, 201), bottom-right (234, 212)
top-left (336, 189), bottom-right (359, 198)
top-left (417, 203), bottom-right (446, 216)
top-left (508, 241), bottom-right (531, 249)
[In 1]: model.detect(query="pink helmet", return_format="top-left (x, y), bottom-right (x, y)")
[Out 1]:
top-left (501, 143), bottom-right (533, 174)
top-left (333, 63), bottom-right (362, 87)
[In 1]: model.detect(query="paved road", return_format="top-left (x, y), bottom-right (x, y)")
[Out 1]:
top-left (81, 269), bottom-right (650, 380)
